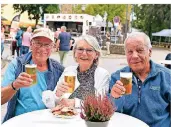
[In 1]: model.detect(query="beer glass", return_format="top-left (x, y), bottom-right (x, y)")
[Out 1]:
top-left (25, 64), bottom-right (37, 85)
top-left (120, 72), bottom-right (132, 95)
top-left (64, 72), bottom-right (76, 93)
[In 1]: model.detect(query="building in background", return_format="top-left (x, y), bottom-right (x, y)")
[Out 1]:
top-left (44, 13), bottom-right (95, 35)
top-left (1, 4), bottom-right (42, 28)
top-left (60, 4), bottom-right (73, 14)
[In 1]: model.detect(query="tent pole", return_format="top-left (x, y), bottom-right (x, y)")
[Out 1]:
top-left (159, 36), bottom-right (161, 46)
top-left (151, 36), bottom-right (153, 45)
top-left (104, 26), bottom-right (106, 35)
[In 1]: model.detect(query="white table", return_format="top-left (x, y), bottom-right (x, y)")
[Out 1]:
top-left (159, 60), bottom-right (171, 65)
top-left (1, 109), bottom-right (149, 127)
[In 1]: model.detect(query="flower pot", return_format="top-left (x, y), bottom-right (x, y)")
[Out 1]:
top-left (85, 121), bottom-right (109, 127)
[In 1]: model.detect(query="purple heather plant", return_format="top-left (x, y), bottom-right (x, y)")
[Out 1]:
top-left (80, 94), bottom-right (116, 122)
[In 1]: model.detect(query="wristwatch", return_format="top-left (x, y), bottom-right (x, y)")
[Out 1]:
top-left (11, 82), bottom-right (18, 91)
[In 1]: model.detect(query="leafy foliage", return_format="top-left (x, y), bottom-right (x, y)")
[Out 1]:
top-left (133, 4), bottom-right (171, 37)
top-left (80, 94), bottom-right (116, 122)
top-left (72, 5), bottom-right (83, 14)
top-left (73, 4), bottom-right (127, 27)
top-left (13, 4), bottom-right (60, 26)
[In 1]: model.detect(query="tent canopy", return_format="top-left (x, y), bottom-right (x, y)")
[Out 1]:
top-left (95, 21), bottom-right (113, 27)
top-left (152, 29), bottom-right (171, 37)
top-left (94, 14), bottom-right (113, 27)
top-left (95, 14), bottom-right (103, 22)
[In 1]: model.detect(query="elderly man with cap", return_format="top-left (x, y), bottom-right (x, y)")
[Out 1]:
top-left (1, 28), bottom-right (64, 123)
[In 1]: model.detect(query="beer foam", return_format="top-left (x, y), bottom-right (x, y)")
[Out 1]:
top-left (25, 64), bottom-right (37, 68)
top-left (120, 72), bottom-right (132, 78)
top-left (64, 71), bottom-right (76, 76)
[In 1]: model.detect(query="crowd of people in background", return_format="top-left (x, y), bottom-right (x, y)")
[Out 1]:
top-left (1, 25), bottom-right (33, 58)
top-left (21, 26), bottom-right (32, 55)
top-left (1, 25), bottom-right (5, 59)
top-left (2, 24), bottom-right (112, 59)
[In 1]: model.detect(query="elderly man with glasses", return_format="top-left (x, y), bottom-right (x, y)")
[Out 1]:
top-left (1, 28), bottom-right (64, 123)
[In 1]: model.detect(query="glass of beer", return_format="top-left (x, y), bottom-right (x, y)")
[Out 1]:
top-left (120, 72), bottom-right (132, 95)
top-left (25, 64), bottom-right (37, 85)
top-left (64, 72), bottom-right (76, 93)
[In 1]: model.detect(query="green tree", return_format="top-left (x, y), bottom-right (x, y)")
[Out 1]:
top-left (73, 4), bottom-right (127, 27)
top-left (72, 5), bottom-right (83, 14)
top-left (133, 4), bottom-right (170, 37)
top-left (13, 4), bottom-right (60, 26)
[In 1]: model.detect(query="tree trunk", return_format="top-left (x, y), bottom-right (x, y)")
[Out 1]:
top-left (35, 14), bottom-right (40, 27)
top-left (106, 18), bottom-right (109, 32)
top-left (35, 19), bottom-right (38, 26)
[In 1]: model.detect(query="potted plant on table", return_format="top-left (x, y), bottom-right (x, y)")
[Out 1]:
top-left (80, 94), bottom-right (116, 127)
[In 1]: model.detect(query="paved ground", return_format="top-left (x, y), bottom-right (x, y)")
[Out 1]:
top-left (1, 43), bottom-right (170, 121)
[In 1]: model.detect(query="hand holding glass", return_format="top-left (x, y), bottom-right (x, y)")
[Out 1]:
top-left (64, 72), bottom-right (76, 93)
top-left (120, 72), bottom-right (132, 95)
top-left (25, 64), bottom-right (37, 85)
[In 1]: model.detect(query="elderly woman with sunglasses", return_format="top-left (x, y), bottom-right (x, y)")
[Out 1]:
top-left (43, 35), bottom-right (110, 108)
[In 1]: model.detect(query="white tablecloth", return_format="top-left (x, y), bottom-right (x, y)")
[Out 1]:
top-left (159, 60), bottom-right (171, 65)
top-left (1, 109), bottom-right (149, 127)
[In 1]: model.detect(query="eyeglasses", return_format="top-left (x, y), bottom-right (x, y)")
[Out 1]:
top-left (76, 48), bottom-right (95, 54)
top-left (32, 41), bottom-right (53, 49)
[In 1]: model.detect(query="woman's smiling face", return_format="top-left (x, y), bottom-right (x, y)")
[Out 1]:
top-left (74, 40), bottom-right (98, 69)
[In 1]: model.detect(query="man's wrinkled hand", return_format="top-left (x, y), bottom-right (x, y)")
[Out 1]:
top-left (111, 80), bottom-right (126, 99)
top-left (13, 72), bottom-right (33, 89)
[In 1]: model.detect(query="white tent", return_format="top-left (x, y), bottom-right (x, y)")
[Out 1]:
top-left (95, 14), bottom-right (103, 22)
top-left (152, 29), bottom-right (171, 43)
top-left (94, 14), bottom-right (113, 27)
top-left (95, 21), bottom-right (113, 27)
top-left (152, 29), bottom-right (171, 37)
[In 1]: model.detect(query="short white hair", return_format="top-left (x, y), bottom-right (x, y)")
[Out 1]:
top-left (73, 35), bottom-right (101, 64)
top-left (124, 32), bottom-right (152, 49)
top-left (61, 26), bottom-right (66, 31)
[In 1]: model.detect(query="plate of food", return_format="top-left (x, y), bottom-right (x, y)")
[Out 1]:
top-left (51, 105), bottom-right (78, 119)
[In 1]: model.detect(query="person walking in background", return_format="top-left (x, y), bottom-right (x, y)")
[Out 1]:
top-left (54, 28), bottom-right (61, 44)
top-left (10, 28), bottom-right (19, 57)
top-left (106, 31), bottom-right (111, 55)
top-left (56, 26), bottom-right (72, 65)
top-left (21, 26), bottom-right (32, 56)
top-left (1, 25), bottom-right (5, 59)
top-left (96, 27), bottom-right (103, 48)
top-left (15, 27), bottom-right (23, 56)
